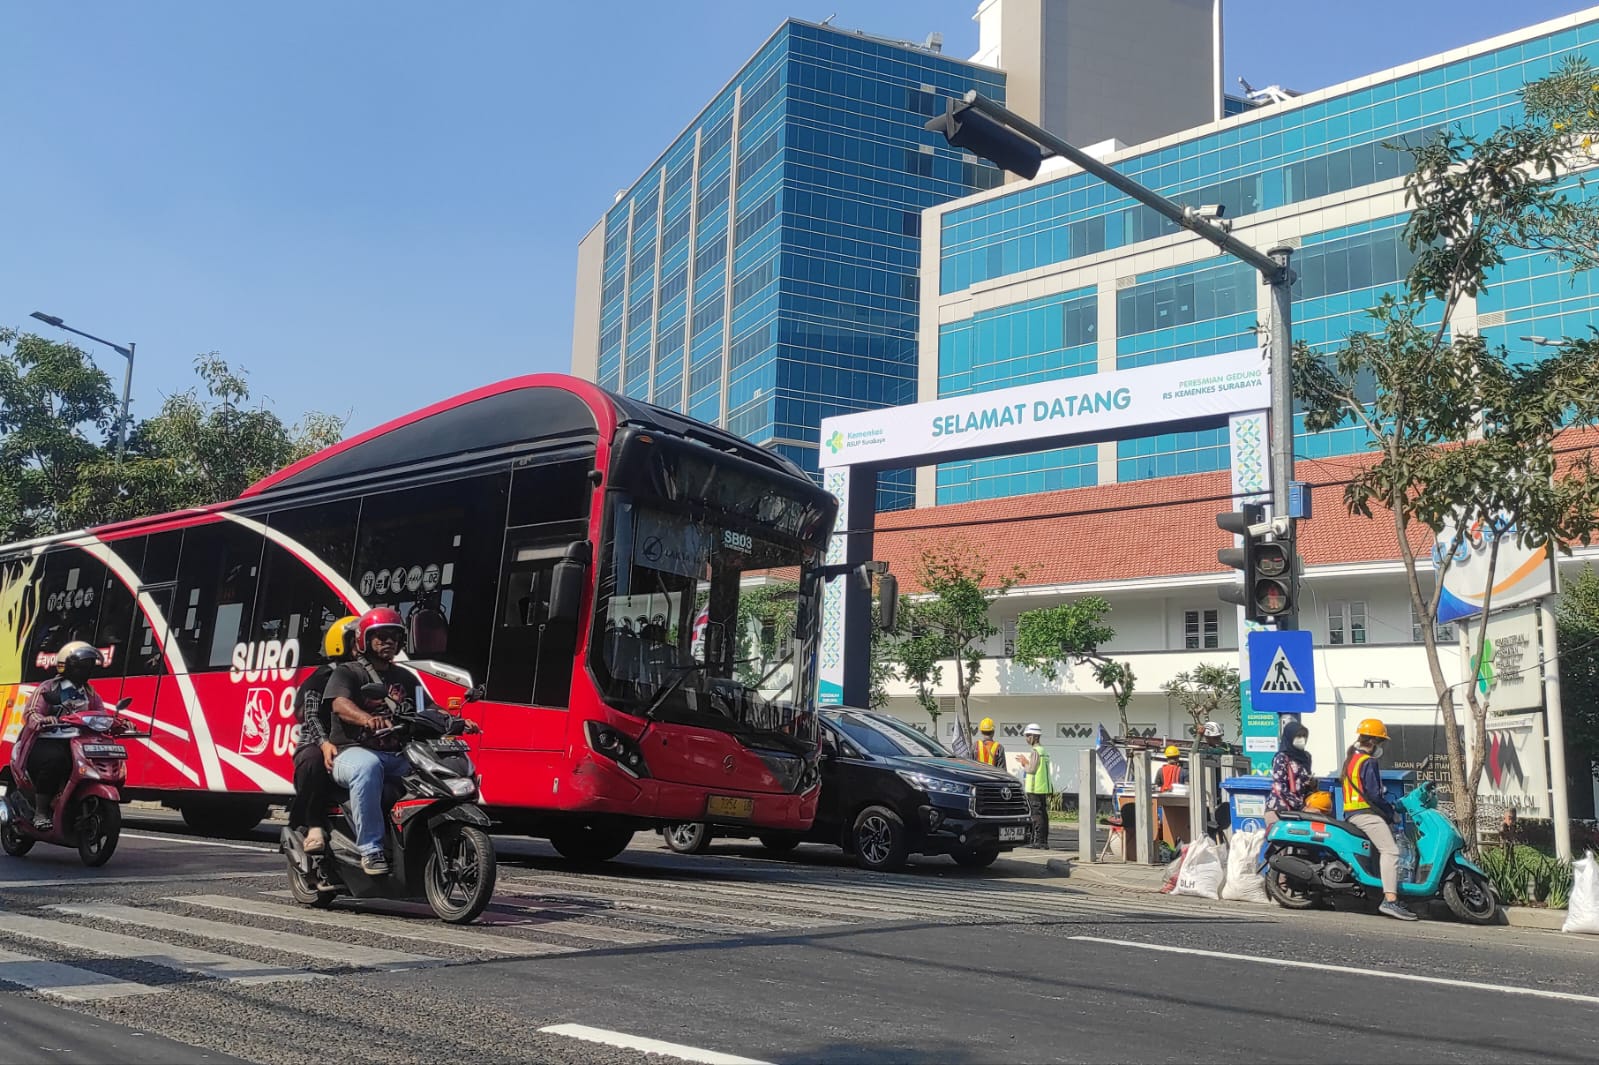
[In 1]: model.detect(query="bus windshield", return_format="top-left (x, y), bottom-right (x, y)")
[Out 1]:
top-left (593, 498), bottom-right (823, 753)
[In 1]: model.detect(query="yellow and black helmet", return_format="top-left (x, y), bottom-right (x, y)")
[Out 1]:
top-left (322, 615), bottom-right (360, 662)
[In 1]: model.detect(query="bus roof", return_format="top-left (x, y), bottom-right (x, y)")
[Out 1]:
top-left (243, 373), bottom-right (808, 501)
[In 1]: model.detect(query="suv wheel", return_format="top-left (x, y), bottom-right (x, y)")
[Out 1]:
top-left (662, 823), bottom-right (713, 855)
top-left (851, 805), bottom-right (909, 873)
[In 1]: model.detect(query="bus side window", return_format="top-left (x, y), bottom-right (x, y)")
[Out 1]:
top-left (26, 548), bottom-right (109, 684)
top-left (486, 545), bottom-right (573, 707)
top-left (255, 500), bottom-right (360, 657)
top-left (172, 523), bottom-right (263, 672)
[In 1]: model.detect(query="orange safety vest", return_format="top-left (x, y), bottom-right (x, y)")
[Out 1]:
top-left (1343, 751), bottom-right (1372, 812)
top-left (975, 738), bottom-right (1002, 766)
top-left (1158, 762), bottom-right (1184, 791)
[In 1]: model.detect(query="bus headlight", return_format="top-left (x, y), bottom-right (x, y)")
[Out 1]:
top-left (585, 721), bottom-right (650, 778)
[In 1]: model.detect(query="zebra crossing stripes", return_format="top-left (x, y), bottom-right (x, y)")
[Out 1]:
top-left (0, 944), bottom-right (168, 1002)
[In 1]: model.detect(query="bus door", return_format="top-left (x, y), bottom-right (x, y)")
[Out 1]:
top-left (119, 583), bottom-right (176, 721)
top-left (484, 537), bottom-right (577, 752)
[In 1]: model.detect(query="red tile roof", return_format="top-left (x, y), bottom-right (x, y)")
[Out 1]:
top-left (870, 431), bottom-right (1599, 592)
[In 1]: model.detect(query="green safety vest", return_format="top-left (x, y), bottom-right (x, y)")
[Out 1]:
top-left (1025, 746), bottom-right (1053, 794)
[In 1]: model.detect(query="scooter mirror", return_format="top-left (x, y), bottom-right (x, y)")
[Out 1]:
top-left (464, 684), bottom-right (486, 704)
top-left (115, 697), bottom-right (133, 711)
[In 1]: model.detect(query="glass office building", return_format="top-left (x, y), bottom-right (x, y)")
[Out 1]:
top-left (571, 20), bottom-right (1006, 509)
top-left (922, 10), bottom-right (1599, 505)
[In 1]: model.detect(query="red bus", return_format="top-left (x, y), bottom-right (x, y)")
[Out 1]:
top-left (0, 374), bottom-right (837, 861)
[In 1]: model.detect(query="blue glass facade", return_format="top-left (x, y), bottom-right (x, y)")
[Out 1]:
top-left (591, 21), bottom-right (1005, 510)
top-left (933, 15), bottom-right (1599, 501)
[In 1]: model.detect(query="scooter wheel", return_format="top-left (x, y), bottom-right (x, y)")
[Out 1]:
top-left (1443, 868), bottom-right (1500, 925)
top-left (424, 823), bottom-right (496, 924)
top-left (1263, 868), bottom-right (1321, 910)
top-left (0, 820), bottom-right (34, 857)
top-left (286, 856), bottom-right (338, 909)
top-left (77, 798), bottom-right (119, 867)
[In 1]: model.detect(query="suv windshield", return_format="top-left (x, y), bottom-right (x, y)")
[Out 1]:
top-left (830, 712), bottom-right (949, 758)
top-left (593, 498), bottom-right (823, 753)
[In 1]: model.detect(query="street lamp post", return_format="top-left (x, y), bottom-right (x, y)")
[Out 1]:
top-left (926, 93), bottom-right (1300, 627)
top-left (30, 311), bottom-right (136, 463)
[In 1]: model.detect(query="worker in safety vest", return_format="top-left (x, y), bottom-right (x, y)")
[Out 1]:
top-left (1343, 718), bottom-right (1416, 922)
top-left (1016, 723), bottom-right (1052, 847)
top-left (1155, 745), bottom-right (1188, 792)
top-left (973, 717), bottom-right (1007, 770)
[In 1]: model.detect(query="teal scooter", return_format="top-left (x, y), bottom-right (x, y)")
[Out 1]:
top-left (1262, 780), bottom-right (1499, 924)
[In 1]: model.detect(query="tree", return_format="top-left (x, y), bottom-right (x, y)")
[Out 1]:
top-left (1161, 664), bottom-right (1242, 738)
top-left (1558, 564), bottom-right (1599, 806)
top-left (886, 542), bottom-right (1023, 753)
top-left (60, 354), bottom-right (346, 530)
top-left (1293, 58), bottom-right (1599, 842)
top-left (1011, 596), bottom-right (1137, 737)
top-left (0, 329), bottom-right (119, 541)
top-left (867, 595), bottom-right (903, 711)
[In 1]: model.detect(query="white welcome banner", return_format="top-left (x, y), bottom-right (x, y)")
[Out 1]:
top-left (818, 348), bottom-right (1270, 469)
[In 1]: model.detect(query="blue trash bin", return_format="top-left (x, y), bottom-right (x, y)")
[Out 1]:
top-left (1221, 776), bottom-right (1273, 833)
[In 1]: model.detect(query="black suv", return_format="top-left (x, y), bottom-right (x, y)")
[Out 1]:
top-left (662, 706), bottom-right (1034, 872)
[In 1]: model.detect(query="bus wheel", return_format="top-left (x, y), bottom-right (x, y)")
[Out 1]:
top-left (548, 824), bottom-right (634, 864)
top-left (662, 823), bottom-right (713, 855)
top-left (181, 799), bottom-right (270, 838)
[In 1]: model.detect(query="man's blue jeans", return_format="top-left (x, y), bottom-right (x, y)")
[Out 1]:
top-left (332, 748), bottom-right (411, 857)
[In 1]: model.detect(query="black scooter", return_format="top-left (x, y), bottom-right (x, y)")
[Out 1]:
top-left (280, 685), bottom-right (496, 924)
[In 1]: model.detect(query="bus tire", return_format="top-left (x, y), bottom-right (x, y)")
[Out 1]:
top-left (549, 824), bottom-right (633, 864)
top-left (181, 799), bottom-right (270, 838)
top-left (662, 822), bottom-right (713, 855)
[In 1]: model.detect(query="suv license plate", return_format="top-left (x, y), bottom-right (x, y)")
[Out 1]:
top-left (999, 826), bottom-right (1027, 842)
top-left (706, 795), bottom-right (754, 819)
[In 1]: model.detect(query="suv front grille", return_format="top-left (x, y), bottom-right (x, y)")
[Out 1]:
top-left (974, 783), bottom-right (1029, 817)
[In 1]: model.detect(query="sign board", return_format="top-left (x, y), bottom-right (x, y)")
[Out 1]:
top-left (818, 348), bottom-right (1268, 469)
top-left (1247, 630), bottom-right (1316, 714)
top-left (1461, 604), bottom-right (1543, 713)
top-left (1433, 514), bottom-right (1553, 623)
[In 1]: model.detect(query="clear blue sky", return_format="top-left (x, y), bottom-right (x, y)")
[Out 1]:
top-left (2, 1), bottom-right (1588, 438)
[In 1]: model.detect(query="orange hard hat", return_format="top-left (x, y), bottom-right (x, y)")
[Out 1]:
top-left (1355, 717), bottom-right (1389, 741)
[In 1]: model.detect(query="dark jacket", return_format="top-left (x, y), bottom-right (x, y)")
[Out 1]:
top-left (293, 664), bottom-right (337, 751)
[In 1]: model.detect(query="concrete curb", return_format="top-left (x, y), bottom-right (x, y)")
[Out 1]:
top-left (1504, 906), bottom-right (1568, 931)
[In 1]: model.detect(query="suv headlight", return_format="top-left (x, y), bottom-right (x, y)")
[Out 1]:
top-left (895, 770), bottom-right (973, 797)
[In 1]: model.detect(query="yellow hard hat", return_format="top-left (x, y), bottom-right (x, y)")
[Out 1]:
top-left (322, 615), bottom-right (360, 661)
top-left (1356, 717), bottom-right (1389, 741)
top-left (1164, 745), bottom-right (1181, 759)
top-left (979, 717), bottom-right (995, 732)
top-left (1306, 791), bottom-right (1333, 814)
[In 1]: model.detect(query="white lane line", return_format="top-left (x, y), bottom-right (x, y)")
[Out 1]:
top-left (539, 1023), bottom-right (770, 1064)
top-left (52, 903), bottom-right (438, 971)
top-left (0, 871), bottom-right (266, 890)
top-left (0, 913), bottom-right (322, 985)
top-left (122, 831), bottom-right (278, 853)
top-left (0, 945), bottom-right (168, 1001)
top-left (174, 895), bottom-right (575, 957)
top-left (1070, 936), bottom-right (1599, 1006)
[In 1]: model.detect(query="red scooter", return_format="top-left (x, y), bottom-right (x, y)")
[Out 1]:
top-left (2, 688), bottom-right (142, 867)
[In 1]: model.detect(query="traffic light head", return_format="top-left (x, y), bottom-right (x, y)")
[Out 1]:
top-left (1216, 504), bottom-right (1296, 622)
top-left (924, 100), bottom-right (1045, 180)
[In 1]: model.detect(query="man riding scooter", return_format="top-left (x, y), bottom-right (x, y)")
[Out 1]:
top-left (15, 642), bottom-right (107, 830)
top-left (288, 615), bottom-right (359, 856)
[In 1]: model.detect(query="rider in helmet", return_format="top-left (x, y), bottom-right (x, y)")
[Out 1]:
top-left (288, 615), bottom-right (359, 855)
top-left (322, 607), bottom-right (424, 876)
top-left (973, 717), bottom-right (1006, 769)
top-left (1343, 718), bottom-right (1415, 922)
top-left (19, 641), bottom-right (108, 829)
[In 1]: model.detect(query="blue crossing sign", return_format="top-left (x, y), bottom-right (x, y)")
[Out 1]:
top-left (1248, 630), bottom-right (1316, 713)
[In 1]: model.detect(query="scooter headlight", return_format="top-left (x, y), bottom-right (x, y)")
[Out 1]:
top-left (446, 778), bottom-right (477, 797)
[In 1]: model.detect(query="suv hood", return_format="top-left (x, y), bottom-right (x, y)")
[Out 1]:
top-left (874, 752), bottom-right (1019, 785)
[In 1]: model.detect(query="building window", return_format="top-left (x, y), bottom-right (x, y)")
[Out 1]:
top-left (1184, 609), bottom-right (1219, 650)
top-left (1001, 618), bottom-right (1016, 657)
top-left (1329, 600), bottom-right (1367, 645)
top-left (1410, 602), bottom-right (1456, 645)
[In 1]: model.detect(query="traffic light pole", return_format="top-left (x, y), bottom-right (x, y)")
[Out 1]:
top-left (952, 93), bottom-right (1299, 628)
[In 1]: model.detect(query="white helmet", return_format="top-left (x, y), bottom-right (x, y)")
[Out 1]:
top-left (1023, 722), bottom-right (1042, 737)
top-left (1202, 721), bottom-right (1224, 739)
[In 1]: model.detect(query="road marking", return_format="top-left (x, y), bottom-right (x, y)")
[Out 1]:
top-left (0, 944), bottom-right (168, 1001)
top-left (0, 912), bottom-right (322, 984)
top-left (174, 895), bottom-right (576, 956)
top-left (122, 831), bottom-right (278, 853)
top-left (539, 1023), bottom-right (770, 1064)
top-left (0, 871), bottom-right (266, 890)
top-left (1069, 936), bottom-right (1599, 1006)
top-left (486, 901), bottom-right (670, 944)
top-left (51, 903), bottom-right (438, 971)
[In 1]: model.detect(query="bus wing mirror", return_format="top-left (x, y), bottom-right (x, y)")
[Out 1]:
top-left (549, 562), bottom-right (587, 625)
top-left (877, 573), bottom-right (898, 632)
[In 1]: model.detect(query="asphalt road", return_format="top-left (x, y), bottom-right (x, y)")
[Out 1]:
top-left (0, 813), bottom-right (1593, 1064)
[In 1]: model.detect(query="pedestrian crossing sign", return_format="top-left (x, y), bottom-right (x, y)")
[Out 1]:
top-left (1248, 630), bottom-right (1316, 713)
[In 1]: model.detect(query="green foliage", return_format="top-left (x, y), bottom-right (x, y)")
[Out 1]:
top-left (1161, 663), bottom-right (1241, 737)
top-left (733, 581), bottom-right (799, 688)
top-left (0, 329), bottom-right (119, 540)
top-left (1558, 564), bottom-right (1599, 784)
top-left (1290, 58), bottom-right (1599, 842)
top-left (1480, 844), bottom-right (1575, 908)
top-left (886, 542), bottom-right (1023, 746)
top-left (1013, 596), bottom-right (1137, 736)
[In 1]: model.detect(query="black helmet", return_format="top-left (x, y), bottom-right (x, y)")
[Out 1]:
top-left (56, 641), bottom-right (102, 684)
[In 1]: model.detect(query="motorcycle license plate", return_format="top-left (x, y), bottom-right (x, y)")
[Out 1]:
top-left (706, 795), bottom-right (754, 819)
top-left (999, 826), bottom-right (1027, 842)
top-left (81, 744), bottom-right (126, 758)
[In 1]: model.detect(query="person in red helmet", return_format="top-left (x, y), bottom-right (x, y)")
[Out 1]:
top-left (322, 607), bottom-right (423, 876)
